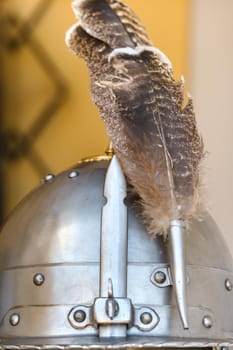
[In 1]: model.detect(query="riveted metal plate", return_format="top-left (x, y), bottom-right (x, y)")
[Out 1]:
top-left (150, 266), bottom-right (172, 288)
top-left (68, 305), bottom-right (93, 329)
top-left (0, 161), bottom-right (232, 345)
top-left (134, 307), bottom-right (160, 331)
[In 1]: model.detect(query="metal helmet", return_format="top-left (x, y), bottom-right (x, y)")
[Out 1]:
top-left (0, 154), bottom-right (232, 349)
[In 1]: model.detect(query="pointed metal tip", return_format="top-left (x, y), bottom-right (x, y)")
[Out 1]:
top-left (169, 220), bottom-right (189, 330)
top-left (179, 300), bottom-right (189, 330)
top-left (105, 155), bottom-right (126, 196)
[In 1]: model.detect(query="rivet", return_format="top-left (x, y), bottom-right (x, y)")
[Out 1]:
top-left (43, 174), bottom-right (55, 183)
top-left (225, 279), bottom-right (233, 291)
top-left (73, 310), bottom-right (86, 323)
top-left (9, 313), bottom-right (20, 326)
top-left (154, 271), bottom-right (167, 284)
top-left (33, 273), bottom-right (45, 286)
top-left (202, 315), bottom-right (213, 329)
top-left (140, 312), bottom-right (153, 325)
top-left (68, 170), bottom-right (79, 179)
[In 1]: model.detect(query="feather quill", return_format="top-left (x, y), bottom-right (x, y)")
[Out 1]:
top-left (66, 0), bottom-right (204, 236)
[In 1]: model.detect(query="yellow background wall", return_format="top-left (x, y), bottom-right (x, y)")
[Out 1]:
top-left (2, 0), bottom-right (189, 215)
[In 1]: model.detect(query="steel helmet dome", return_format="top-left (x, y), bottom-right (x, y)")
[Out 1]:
top-left (0, 155), bottom-right (232, 349)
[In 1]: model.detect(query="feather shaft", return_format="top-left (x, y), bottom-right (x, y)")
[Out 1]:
top-left (66, 0), bottom-right (204, 235)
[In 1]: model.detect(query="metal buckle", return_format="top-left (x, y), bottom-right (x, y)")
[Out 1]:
top-left (94, 297), bottom-right (132, 325)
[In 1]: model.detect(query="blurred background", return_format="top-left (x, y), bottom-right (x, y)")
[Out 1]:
top-left (0, 0), bottom-right (232, 254)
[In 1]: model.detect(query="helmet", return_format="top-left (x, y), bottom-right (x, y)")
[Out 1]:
top-left (0, 155), bottom-right (232, 349)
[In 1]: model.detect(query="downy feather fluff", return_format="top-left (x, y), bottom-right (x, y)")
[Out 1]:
top-left (66, 0), bottom-right (204, 236)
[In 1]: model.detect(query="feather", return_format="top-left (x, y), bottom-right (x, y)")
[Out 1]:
top-left (66, 0), bottom-right (204, 236)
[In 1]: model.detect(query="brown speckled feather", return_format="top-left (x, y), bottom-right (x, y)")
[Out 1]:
top-left (66, 0), bottom-right (204, 235)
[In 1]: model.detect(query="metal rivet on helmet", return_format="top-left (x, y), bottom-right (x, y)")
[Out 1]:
top-left (150, 267), bottom-right (172, 288)
top-left (33, 273), bottom-right (45, 286)
top-left (43, 174), bottom-right (55, 183)
top-left (225, 279), bottom-right (233, 291)
top-left (140, 312), bottom-right (153, 325)
top-left (9, 314), bottom-right (20, 326)
top-left (74, 310), bottom-right (86, 323)
top-left (68, 170), bottom-right (79, 179)
top-left (202, 315), bottom-right (213, 329)
top-left (153, 271), bottom-right (167, 284)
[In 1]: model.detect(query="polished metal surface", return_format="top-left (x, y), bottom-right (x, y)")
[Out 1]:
top-left (68, 305), bottom-right (92, 330)
top-left (74, 310), bottom-right (86, 323)
top-left (93, 297), bottom-right (132, 326)
top-left (0, 159), bottom-right (232, 347)
top-left (33, 273), bottom-right (45, 286)
top-left (202, 316), bottom-right (213, 329)
top-left (99, 156), bottom-right (128, 337)
top-left (153, 270), bottom-right (167, 285)
top-left (151, 267), bottom-right (172, 288)
top-left (43, 173), bottom-right (55, 183)
top-left (0, 337), bottom-right (233, 350)
top-left (140, 312), bottom-right (153, 325)
top-left (68, 170), bottom-right (79, 179)
top-left (9, 314), bottom-right (20, 327)
top-left (225, 279), bottom-right (233, 291)
top-left (134, 307), bottom-right (160, 331)
top-left (169, 220), bottom-right (189, 329)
